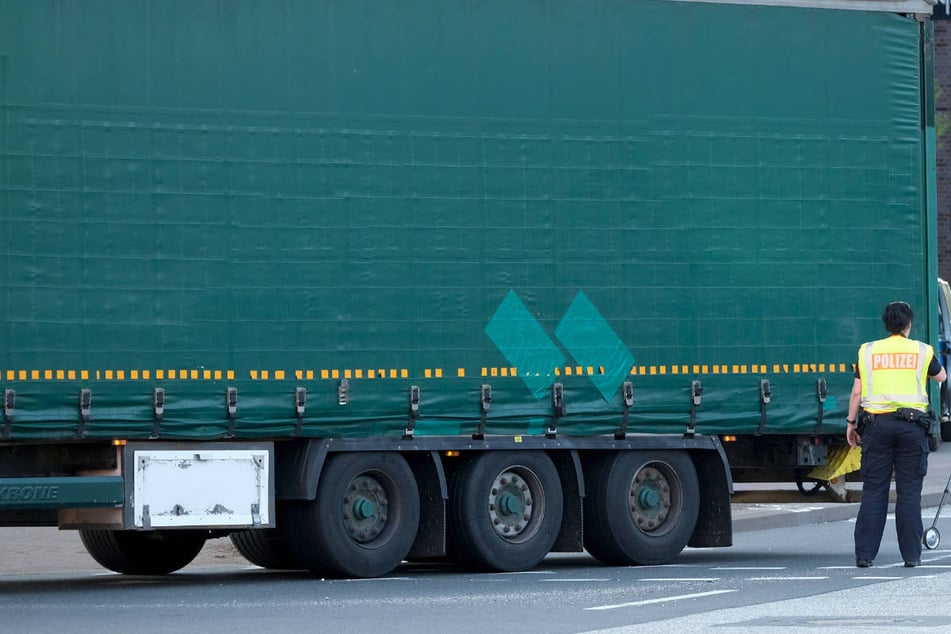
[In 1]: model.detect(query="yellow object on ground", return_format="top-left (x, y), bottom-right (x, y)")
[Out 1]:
top-left (808, 445), bottom-right (862, 481)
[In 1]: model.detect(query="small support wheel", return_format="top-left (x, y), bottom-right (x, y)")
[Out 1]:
top-left (924, 526), bottom-right (941, 550)
top-left (795, 469), bottom-right (824, 496)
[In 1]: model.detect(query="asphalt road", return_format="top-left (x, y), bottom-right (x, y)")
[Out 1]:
top-left (2, 448), bottom-right (951, 632)
top-left (1, 514), bottom-right (950, 634)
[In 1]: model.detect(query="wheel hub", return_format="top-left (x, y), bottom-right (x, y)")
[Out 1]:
top-left (342, 474), bottom-right (389, 543)
top-left (629, 466), bottom-right (672, 532)
top-left (488, 471), bottom-right (533, 538)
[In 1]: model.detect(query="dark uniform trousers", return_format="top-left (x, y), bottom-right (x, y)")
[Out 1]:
top-left (854, 413), bottom-right (930, 563)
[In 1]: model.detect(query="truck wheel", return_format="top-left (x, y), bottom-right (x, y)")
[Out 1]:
top-left (283, 452), bottom-right (420, 578)
top-left (583, 451), bottom-right (699, 566)
top-left (79, 529), bottom-right (206, 575)
top-left (230, 529), bottom-right (301, 570)
top-left (448, 451), bottom-right (563, 572)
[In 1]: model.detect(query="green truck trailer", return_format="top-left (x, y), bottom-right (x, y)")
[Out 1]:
top-left (0, 0), bottom-right (942, 578)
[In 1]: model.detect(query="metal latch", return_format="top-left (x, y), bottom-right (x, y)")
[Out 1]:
top-left (226, 387), bottom-right (238, 437)
top-left (2, 389), bottom-right (14, 439)
top-left (151, 388), bottom-right (165, 439)
top-left (295, 386), bottom-right (307, 417)
top-left (549, 383), bottom-right (565, 438)
top-left (616, 381), bottom-right (634, 440)
top-left (687, 380), bottom-right (702, 437)
top-left (78, 388), bottom-right (92, 438)
top-left (757, 379), bottom-right (771, 435)
top-left (337, 379), bottom-right (349, 406)
top-left (405, 385), bottom-right (420, 439)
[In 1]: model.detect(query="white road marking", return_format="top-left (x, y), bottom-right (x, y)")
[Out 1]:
top-left (638, 578), bottom-right (720, 582)
top-left (712, 566), bottom-right (785, 570)
top-left (746, 577), bottom-right (828, 581)
top-left (585, 589), bottom-right (737, 611)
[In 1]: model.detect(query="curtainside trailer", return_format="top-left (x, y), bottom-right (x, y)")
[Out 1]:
top-left (0, 0), bottom-right (940, 577)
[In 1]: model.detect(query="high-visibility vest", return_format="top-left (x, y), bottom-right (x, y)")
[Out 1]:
top-left (858, 335), bottom-right (932, 413)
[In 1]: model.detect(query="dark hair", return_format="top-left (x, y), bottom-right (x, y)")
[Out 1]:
top-left (882, 301), bottom-right (913, 334)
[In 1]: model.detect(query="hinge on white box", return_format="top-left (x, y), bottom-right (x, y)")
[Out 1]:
top-left (142, 504), bottom-right (152, 530)
top-left (251, 503), bottom-right (261, 527)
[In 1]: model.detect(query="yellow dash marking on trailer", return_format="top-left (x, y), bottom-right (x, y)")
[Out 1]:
top-left (458, 368), bottom-right (465, 378)
top-left (117, 370), bottom-right (126, 380)
top-left (32, 370), bottom-right (40, 380)
top-left (250, 370), bottom-right (258, 380)
top-left (296, 371), bottom-right (303, 380)
top-left (401, 369), bottom-right (409, 379)
top-left (68, 370), bottom-right (76, 380)
top-left (44, 370), bottom-right (52, 380)
top-left (81, 370), bottom-right (89, 380)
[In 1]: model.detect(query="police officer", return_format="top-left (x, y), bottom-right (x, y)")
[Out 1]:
top-left (847, 301), bottom-right (946, 568)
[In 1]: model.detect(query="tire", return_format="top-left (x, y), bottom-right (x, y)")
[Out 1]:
top-left (230, 528), bottom-right (301, 570)
top-left (79, 529), bottom-right (206, 575)
top-left (283, 452), bottom-right (420, 578)
top-left (583, 451), bottom-right (700, 566)
top-left (448, 451), bottom-right (563, 572)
